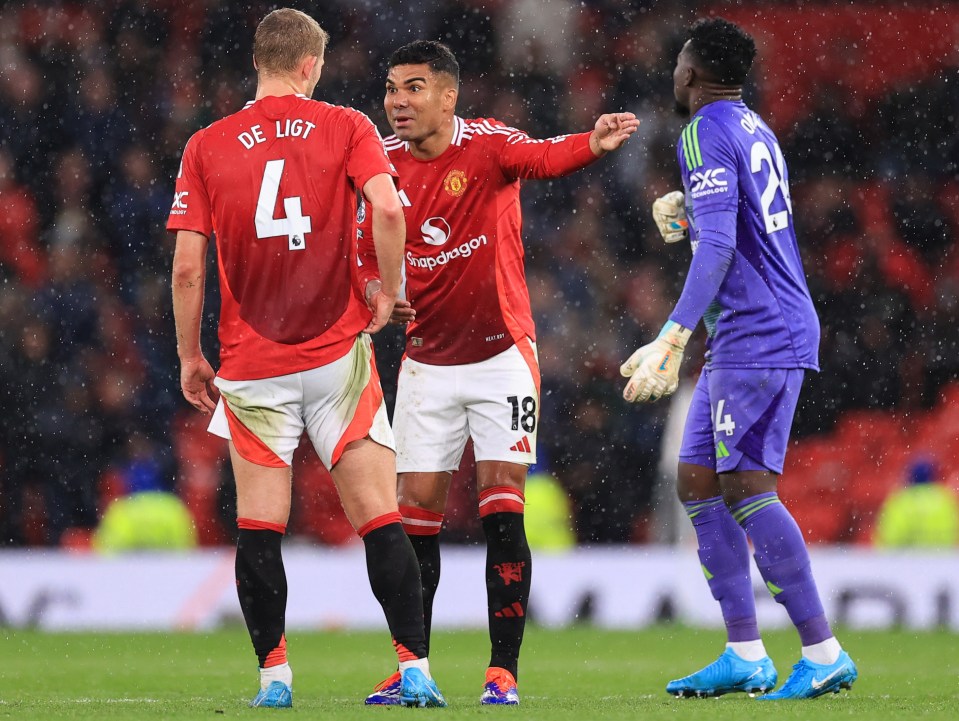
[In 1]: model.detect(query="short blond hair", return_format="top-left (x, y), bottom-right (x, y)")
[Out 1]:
top-left (254, 8), bottom-right (329, 75)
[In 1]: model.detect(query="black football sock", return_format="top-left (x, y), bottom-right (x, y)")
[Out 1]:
top-left (235, 525), bottom-right (288, 667)
top-left (362, 517), bottom-right (428, 660)
top-left (408, 532), bottom-right (441, 654)
top-left (482, 512), bottom-right (531, 679)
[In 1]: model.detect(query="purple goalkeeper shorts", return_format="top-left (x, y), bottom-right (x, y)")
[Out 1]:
top-left (678, 366), bottom-right (805, 475)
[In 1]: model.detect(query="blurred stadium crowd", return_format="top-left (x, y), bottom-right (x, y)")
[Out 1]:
top-left (1, 1), bottom-right (957, 548)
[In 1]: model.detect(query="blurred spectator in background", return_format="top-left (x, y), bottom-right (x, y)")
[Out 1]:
top-left (784, 86), bottom-right (866, 182)
top-left (2, 311), bottom-right (57, 545)
top-left (93, 427), bottom-right (189, 555)
top-left (94, 491), bottom-right (197, 553)
top-left (523, 467), bottom-right (575, 551)
top-left (874, 459), bottom-right (959, 549)
top-left (0, 50), bottom-right (57, 210)
top-left (70, 66), bottom-right (134, 191)
top-left (104, 147), bottom-right (172, 304)
top-left (0, 149), bottom-right (45, 287)
top-left (891, 174), bottom-right (954, 267)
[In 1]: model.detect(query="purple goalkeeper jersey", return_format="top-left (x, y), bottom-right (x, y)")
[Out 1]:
top-left (670, 100), bottom-right (820, 371)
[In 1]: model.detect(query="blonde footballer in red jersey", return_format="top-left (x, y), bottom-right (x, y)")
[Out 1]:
top-left (168, 9), bottom-right (445, 710)
top-left (173, 96), bottom-right (392, 380)
top-left (358, 41), bottom-right (639, 707)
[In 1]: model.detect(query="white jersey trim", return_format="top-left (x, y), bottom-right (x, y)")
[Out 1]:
top-left (383, 135), bottom-right (407, 152)
top-left (452, 116), bottom-right (466, 146)
top-left (383, 116), bottom-right (534, 156)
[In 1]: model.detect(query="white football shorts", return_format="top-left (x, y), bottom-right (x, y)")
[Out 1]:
top-left (394, 339), bottom-right (539, 473)
top-left (208, 335), bottom-right (394, 470)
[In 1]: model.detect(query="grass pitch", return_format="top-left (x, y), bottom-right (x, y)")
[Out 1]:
top-left (1, 626), bottom-right (956, 719)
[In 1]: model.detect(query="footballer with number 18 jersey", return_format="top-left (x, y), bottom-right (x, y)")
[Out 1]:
top-left (364, 114), bottom-right (602, 367)
top-left (358, 41), bottom-right (638, 707)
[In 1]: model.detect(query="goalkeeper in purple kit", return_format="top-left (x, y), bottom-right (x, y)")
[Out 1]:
top-left (621, 18), bottom-right (857, 700)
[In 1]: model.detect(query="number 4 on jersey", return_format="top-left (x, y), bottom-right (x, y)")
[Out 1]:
top-left (713, 399), bottom-right (736, 437)
top-left (255, 159), bottom-right (312, 250)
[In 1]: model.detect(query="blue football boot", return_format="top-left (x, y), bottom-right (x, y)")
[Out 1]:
top-left (758, 650), bottom-right (857, 700)
top-left (399, 667), bottom-right (447, 708)
top-left (249, 680), bottom-right (293, 708)
top-left (666, 648), bottom-right (778, 698)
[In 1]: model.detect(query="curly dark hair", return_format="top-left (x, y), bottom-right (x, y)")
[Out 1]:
top-left (388, 40), bottom-right (460, 85)
top-left (686, 17), bottom-right (757, 86)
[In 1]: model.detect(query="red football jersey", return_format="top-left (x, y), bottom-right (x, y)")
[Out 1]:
top-left (358, 117), bottom-right (598, 365)
top-left (167, 93), bottom-right (395, 380)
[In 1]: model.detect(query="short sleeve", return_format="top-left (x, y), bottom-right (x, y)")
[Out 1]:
top-left (166, 130), bottom-right (213, 237)
top-left (346, 111), bottom-right (398, 193)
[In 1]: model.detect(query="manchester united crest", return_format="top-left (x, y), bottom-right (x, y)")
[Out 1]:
top-left (443, 169), bottom-right (468, 197)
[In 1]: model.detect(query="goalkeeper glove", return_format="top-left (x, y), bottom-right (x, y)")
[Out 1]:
top-left (652, 190), bottom-right (688, 243)
top-left (620, 321), bottom-right (692, 403)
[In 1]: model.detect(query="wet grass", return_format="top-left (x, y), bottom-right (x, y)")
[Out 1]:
top-left (1, 626), bottom-right (956, 719)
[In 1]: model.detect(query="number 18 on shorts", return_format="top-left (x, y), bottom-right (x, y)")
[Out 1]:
top-left (393, 343), bottom-right (539, 473)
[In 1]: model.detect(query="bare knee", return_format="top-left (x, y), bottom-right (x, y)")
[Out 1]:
top-left (397, 472), bottom-right (451, 515)
top-left (677, 462), bottom-right (721, 502)
top-left (719, 470), bottom-right (779, 506)
top-left (476, 461), bottom-right (526, 494)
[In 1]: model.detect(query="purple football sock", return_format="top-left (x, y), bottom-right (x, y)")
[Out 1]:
top-left (684, 496), bottom-right (760, 643)
top-left (732, 492), bottom-right (833, 646)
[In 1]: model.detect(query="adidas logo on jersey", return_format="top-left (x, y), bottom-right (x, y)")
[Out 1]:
top-left (509, 436), bottom-right (531, 453)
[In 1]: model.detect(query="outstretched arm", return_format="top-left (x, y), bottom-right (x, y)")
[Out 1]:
top-left (496, 112), bottom-right (639, 180)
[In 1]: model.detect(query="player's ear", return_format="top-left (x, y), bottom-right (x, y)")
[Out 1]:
top-left (301, 54), bottom-right (320, 82)
top-left (442, 85), bottom-right (458, 112)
